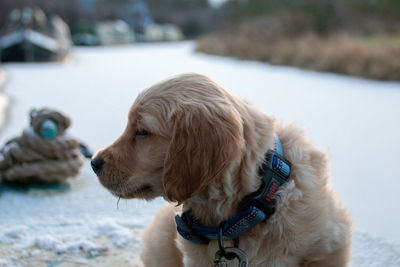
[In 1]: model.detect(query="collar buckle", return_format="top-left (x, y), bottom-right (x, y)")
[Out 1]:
top-left (238, 149), bottom-right (291, 220)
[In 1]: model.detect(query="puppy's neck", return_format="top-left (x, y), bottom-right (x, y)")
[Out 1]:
top-left (183, 106), bottom-right (276, 227)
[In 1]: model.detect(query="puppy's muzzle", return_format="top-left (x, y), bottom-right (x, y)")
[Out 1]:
top-left (91, 157), bottom-right (104, 174)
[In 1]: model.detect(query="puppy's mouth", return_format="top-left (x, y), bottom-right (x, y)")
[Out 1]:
top-left (111, 184), bottom-right (153, 199)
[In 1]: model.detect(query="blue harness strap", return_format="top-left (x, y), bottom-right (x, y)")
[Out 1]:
top-left (175, 137), bottom-right (292, 244)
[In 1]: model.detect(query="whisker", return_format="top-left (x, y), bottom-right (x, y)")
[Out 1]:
top-left (117, 197), bottom-right (121, 209)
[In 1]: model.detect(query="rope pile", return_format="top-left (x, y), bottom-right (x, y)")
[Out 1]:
top-left (0, 108), bottom-right (85, 185)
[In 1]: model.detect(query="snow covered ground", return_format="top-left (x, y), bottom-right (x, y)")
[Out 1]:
top-left (0, 42), bottom-right (400, 266)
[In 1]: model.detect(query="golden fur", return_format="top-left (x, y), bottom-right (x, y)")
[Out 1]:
top-left (94, 73), bottom-right (352, 266)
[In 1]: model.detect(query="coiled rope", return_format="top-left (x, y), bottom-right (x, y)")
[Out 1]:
top-left (0, 108), bottom-right (85, 185)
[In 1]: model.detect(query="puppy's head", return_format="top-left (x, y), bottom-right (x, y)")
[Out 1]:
top-left (92, 73), bottom-right (243, 203)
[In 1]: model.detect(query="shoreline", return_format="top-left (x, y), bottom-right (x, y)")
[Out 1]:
top-left (196, 34), bottom-right (400, 81)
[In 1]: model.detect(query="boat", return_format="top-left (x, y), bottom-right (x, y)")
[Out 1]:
top-left (0, 7), bottom-right (71, 62)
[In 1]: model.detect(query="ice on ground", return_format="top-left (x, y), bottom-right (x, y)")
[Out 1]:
top-left (0, 219), bottom-right (120, 257)
top-left (30, 249), bottom-right (41, 257)
top-left (34, 235), bottom-right (62, 250)
top-left (0, 259), bottom-right (10, 267)
top-left (96, 218), bottom-right (135, 247)
top-left (1, 218), bottom-right (400, 266)
top-left (352, 232), bottom-right (400, 266)
top-left (0, 205), bottom-right (139, 257)
top-left (0, 226), bottom-right (29, 244)
top-left (0, 162), bottom-right (155, 260)
top-left (0, 258), bottom-right (23, 267)
top-left (55, 239), bottom-right (107, 257)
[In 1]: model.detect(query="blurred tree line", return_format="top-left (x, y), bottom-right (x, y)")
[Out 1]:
top-left (146, 0), bottom-right (225, 37)
top-left (197, 0), bottom-right (400, 81)
top-left (223, 0), bottom-right (400, 35)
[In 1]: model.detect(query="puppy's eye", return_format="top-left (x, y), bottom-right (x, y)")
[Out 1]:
top-left (135, 129), bottom-right (150, 140)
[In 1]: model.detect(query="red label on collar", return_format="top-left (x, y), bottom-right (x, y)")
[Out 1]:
top-left (265, 181), bottom-right (279, 202)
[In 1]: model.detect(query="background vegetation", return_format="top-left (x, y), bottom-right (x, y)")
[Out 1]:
top-left (146, 0), bottom-right (223, 37)
top-left (197, 0), bottom-right (400, 81)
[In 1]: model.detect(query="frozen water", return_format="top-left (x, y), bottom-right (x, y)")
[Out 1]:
top-left (0, 42), bottom-right (400, 265)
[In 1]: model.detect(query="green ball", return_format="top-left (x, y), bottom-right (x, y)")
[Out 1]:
top-left (40, 119), bottom-right (58, 139)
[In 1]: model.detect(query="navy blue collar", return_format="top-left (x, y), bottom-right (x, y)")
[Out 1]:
top-left (175, 137), bottom-right (292, 244)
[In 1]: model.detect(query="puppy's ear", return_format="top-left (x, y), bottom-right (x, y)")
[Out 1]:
top-left (163, 105), bottom-right (243, 203)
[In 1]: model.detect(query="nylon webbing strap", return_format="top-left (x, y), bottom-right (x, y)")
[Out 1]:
top-left (175, 205), bottom-right (266, 244)
top-left (175, 137), bottom-right (291, 244)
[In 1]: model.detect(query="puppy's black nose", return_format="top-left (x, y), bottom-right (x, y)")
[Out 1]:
top-left (91, 157), bottom-right (104, 174)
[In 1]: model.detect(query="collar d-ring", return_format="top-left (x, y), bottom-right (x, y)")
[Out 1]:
top-left (218, 223), bottom-right (237, 260)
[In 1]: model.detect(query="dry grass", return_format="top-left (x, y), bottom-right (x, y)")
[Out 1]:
top-left (197, 29), bottom-right (400, 81)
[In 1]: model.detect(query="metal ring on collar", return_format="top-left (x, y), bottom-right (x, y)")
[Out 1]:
top-left (218, 223), bottom-right (239, 260)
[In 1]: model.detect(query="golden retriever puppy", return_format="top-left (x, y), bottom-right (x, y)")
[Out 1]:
top-left (92, 73), bottom-right (352, 267)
